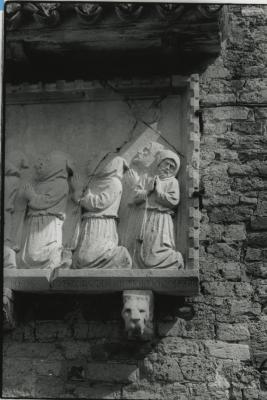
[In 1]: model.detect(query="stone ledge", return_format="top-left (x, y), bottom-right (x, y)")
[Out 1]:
top-left (4, 269), bottom-right (199, 296)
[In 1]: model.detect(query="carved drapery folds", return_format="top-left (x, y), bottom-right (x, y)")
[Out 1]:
top-left (5, 145), bottom-right (184, 271)
top-left (5, 2), bottom-right (222, 30)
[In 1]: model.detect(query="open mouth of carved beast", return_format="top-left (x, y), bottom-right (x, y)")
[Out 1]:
top-left (127, 321), bottom-right (145, 336)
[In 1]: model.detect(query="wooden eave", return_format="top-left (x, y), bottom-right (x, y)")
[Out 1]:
top-left (5, 2), bottom-right (223, 82)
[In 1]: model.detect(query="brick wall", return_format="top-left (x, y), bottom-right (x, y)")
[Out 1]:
top-left (3, 5), bottom-right (267, 399)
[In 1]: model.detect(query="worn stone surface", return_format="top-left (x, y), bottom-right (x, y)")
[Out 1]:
top-left (3, 4), bottom-right (267, 400)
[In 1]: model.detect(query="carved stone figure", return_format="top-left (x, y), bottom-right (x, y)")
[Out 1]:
top-left (129, 149), bottom-right (184, 269)
top-left (3, 288), bottom-right (15, 331)
top-left (122, 290), bottom-right (154, 339)
top-left (4, 151), bottom-right (29, 268)
top-left (119, 141), bottom-right (164, 265)
top-left (72, 156), bottom-right (132, 269)
top-left (17, 151), bottom-right (73, 269)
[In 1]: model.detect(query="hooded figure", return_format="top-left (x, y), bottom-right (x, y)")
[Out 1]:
top-left (72, 156), bottom-right (132, 269)
top-left (119, 141), bottom-right (165, 265)
top-left (17, 151), bottom-right (73, 269)
top-left (133, 149), bottom-right (184, 269)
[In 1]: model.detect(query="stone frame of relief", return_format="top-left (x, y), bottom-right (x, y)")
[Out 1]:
top-left (4, 75), bottom-right (200, 297)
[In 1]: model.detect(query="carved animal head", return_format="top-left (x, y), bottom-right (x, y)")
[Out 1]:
top-left (122, 290), bottom-right (153, 338)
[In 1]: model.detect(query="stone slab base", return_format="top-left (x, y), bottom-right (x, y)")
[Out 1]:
top-left (4, 269), bottom-right (199, 296)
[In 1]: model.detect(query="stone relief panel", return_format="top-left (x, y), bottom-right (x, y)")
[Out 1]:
top-left (4, 77), bottom-right (199, 273)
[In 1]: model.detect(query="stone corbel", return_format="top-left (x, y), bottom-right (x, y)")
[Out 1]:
top-left (122, 290), bottom-right (154, 340)
top-left (74, 3), bottom-right (103, 25)
top-left (115, 4), bottom-right (143, 22)
top-left (156, 4), bottom-right (186, 20)
top-left (6, 2), bottom-right (23, 31)
top-left (28, 2), bottom-right (62, 27)
top-left (3, 288), bottom-right (16, 331)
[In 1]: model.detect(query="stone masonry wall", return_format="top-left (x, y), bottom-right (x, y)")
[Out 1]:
top-left (3, 5), bottom-right (267, 400)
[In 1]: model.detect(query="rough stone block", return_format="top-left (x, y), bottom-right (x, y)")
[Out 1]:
top-left (256, 282), bottom-right (267, 303)
top-left (73, 383), bottom-right (121, 399)
top-left (34, 360), bottom-right (62, 377)
top-left (205, 341), bottom-right (250, 361)
top-left (240, 196), bottom-right (258, 205)
top-left (232, 177), bottom-right (265, 192)
top-left (241, 6), bottom-right (266, 17)
top-left (232, 121), bottom-right (263, 135)
top-left (245, 248), bottom-right (263, 261)
top-left (230, 300), bottom-right (261, 318)
top-left (216, 323), bottom-right (250, 342)
top-left (60, 342), bottom-right (91, 360)
top-left (257, 200), bottom-right (267, 216)
top-left (207, 243), bottom-right (241, 261)
top-left (157, 318), bottom-right (187, 337)
top-left (141, 356), bottom-right (184, 382)
top-left (228, 164), bottom-right (253, 176)
top-left (122, 382), bottom-right (188, 400)
top-left (35, 321), bottom-right (72, 342)
top-left (224, 224), bottom-right (247, 242)
top-left (3, 342), bottom-right (64, 360)
top-left (248, 232), bottom-right (267, 247)
top-left (179, 355), bottom-right (216, 382)
top-left (234, 282), bottom-right (253, 297)
top-left (156, 337), bottom-right (200, 357)
top-left (209, 206), bottom-right (254, 223)
top-left (245, 262), bottom-right (267, 278)
top-left (34, 376), bottom-right (65, 398)
top-left (203, 107), bottom-right (253, 122)
top-left (87, 321), bottom-right (121, 339)
top-left (86, 362), bottom-right (139, 383)
top-left (202, 194), bottom-right (239, 207)
top-left (255, 107), bottom-right (267, 120)
top-left (73, 323), bottom-right (89, 340)
top-left (3, 358), bottom-right (37, 398)
top-left (219, 262), bottom-right (242, 281)
top-left (251, 216), bottom-right (267, 231)
top-left (202, 282), bottom-right (234, 297)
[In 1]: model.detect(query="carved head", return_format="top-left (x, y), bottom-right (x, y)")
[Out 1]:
top-left (97, 156), bottom-right (129, 180)
top-left (122, 290), bottom-right (153, 338)
top-left (6, 151), bottom-right (29, 175)
top-left (132, 142), bottom-right (164, 169)
top-left (156, 150), bottom-right (180, 178)
top-left (34, 151), bottom-right (74, 180)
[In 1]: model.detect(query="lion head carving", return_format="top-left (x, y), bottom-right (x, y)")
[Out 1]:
top-left (122, 290), bottom-right (154, 339)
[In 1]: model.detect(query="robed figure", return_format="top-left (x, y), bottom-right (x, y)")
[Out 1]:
top-left (72, 156), bottom-right (132, 269)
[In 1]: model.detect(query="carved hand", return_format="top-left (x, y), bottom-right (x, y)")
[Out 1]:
top-left (134, 189), bottom-right (147, 203)
top-left (154, 176), bottom-right (162, 195)
top-left (70, 173), bottom-right (84, 193)
top-left (147, 177), bottom-right (156, 195)
top-left (127, 168), bottom-right (139, 186)
top-left (22, 183), bottom-right (35, 200)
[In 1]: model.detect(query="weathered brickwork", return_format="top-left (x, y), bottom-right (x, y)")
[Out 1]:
top-left (3, 5), bottom-right (267, 399)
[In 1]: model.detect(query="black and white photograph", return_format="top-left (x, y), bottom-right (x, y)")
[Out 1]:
top-left (2, 1), bottom-right (267, 399)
